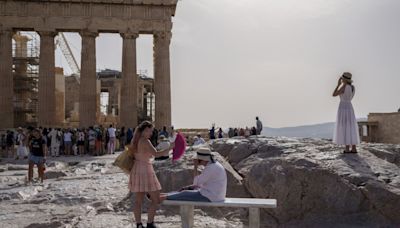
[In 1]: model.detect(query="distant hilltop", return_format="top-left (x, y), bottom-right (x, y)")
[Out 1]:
top-left (262, 118), bottom-right (367, 139)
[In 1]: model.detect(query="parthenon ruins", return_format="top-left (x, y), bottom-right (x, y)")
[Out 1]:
top-left (0, 0), bottom-right (177, 129)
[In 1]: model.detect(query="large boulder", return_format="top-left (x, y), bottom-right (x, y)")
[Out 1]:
top-left (210, 138), bottom-right (240, 157)
top-left (215, 136), bottom-right (400, 227)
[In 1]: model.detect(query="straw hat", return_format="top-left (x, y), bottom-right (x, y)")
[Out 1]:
top-left (341, 72), bottom-right (353, 83)
top-left (196, 147), bottom-right (214, 162)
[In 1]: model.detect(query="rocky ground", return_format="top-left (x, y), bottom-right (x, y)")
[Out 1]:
top-left (0, 154), bottom-right (243, 228)
top-left (210, 136), bottom-right (400, 227)
top-left (1, 136), bottom-right (399, 228)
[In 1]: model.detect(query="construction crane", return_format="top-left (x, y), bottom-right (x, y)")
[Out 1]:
top-left (55, 33), bottom-right (80, 77)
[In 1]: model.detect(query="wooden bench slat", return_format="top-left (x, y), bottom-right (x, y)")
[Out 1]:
top-left (163, 198), bottom-right (277, 208)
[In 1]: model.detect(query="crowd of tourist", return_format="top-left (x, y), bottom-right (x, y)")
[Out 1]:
top-left (208, 116), bottom-right (263, 139)
top-left (0, 125), bottom-right (179, 160)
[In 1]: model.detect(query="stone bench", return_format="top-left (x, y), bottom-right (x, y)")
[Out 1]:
top-left (162, 198), bottom-right (277, 228)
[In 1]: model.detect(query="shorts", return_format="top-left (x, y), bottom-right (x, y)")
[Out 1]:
top-left (29, 154), bottom-right (45, 165)
top-left (77, 141), bottom-right (85, 146)
top-left (64, 141), bottom-right (72, 147)
top-left (166, 190), bottom-right (211, 202)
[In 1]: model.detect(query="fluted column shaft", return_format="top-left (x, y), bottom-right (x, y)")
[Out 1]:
top-left (0, 29), bottom-right (14, 128)
top-left (153, 31), bottom-right (172, 129)
top-left (120, 32), bottom-right (139, 128)
top-left (79, 31), bottom-right (98, 128)
top-left (38, 31), bottom-right (57, 127)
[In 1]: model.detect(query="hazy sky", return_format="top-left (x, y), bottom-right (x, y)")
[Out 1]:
top-left (55, 0), bottom-right (400, 129)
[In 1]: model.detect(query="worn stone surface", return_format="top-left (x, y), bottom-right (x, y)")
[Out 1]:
top-left (0, 154), bottom-right (244, 227)
top-left (1, 136), bottom-right (399, 227)
top-left (211, 136), bottom-right (400, 227)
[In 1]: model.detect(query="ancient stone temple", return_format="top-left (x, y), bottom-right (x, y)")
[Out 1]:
top-left (0, 0), bottom-right (177, 129)
top-left (358, 112), bottom-right (400, 144)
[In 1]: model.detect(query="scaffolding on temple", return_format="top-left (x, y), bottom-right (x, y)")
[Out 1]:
top-left (13, 32), bottom-right (40, 127)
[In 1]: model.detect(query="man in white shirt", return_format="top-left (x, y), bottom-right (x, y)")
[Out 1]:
top-left (193, 135), bottom-right (206, 146)
top-left (48, 128), bottom-right (61, 157)
top-left (63, 130), bottom-right (73, 156)
top-left (161, 147), bottom-right (227, 202)
top-left (107, 124), bottom-right (116, 154)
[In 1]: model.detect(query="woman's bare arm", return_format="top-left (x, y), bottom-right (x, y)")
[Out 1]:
top-left (333, 79), bottom-right (345, 97)
top-left (142, 139), bottom-right (173, 157)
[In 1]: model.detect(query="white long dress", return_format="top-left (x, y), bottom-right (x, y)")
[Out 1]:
top-left (333, 84), bottom-right (360, 145)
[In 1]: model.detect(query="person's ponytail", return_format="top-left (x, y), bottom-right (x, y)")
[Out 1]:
top-left (129, 121), bottom-right (154, 154)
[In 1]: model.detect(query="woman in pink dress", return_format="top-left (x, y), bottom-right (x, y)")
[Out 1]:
top-left (129, 121), bottom-right (173, 228)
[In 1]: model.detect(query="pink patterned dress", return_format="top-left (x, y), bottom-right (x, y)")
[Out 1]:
top-left (129, 147), bottom-right (161, 193)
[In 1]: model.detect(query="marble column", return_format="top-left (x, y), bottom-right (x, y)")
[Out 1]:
top-left (120, 32), bottom-right (139, 128)
top-left (79, 31), bottom-right (98, 128)
top-left (153, 31), bottom-right (172, 129)
top-left (0, 29), bottom-right (14, 128)
top-left (37, 31), bottom-right (57, 127)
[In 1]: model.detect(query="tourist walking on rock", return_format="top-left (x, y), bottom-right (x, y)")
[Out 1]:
top-left (128, 121), bottom-right (174, 228)
top-left (6, 130), bottom-right (15, 158)
top-left (107, 124), bottom-right (116, 154)
top-left (233, 128), bottom-right (238, 137)
top-left (16, 127), bottom-right (28, 160)
top-left (95, 127), bottom-right (103, 156)
top-left (48, 128), bottom-right (61, 157)
top-left (228, 128), bottom-right (234, 138)
top-left (256, 116), bottom-right (263, 135)
top-left (77, 129), bottom-right (85, 156)
top-left (127, 128), bottom-right (134, 145)
top-left (209, 125), bottom-right (216, 140)
top-left (218, 128), bottom-right (224, 139)
top-left (244, 127), bottom-right (251, 137)
top-left (28, 128), bottom-right (47, 184)
top-left (332, 72), bottom-right (360, 153)
top-left (239, 128), bottom-right (245, 137)
top-left (119, 126), bottom-right (126, 150)
top-left (63, 129), bottom-right (73, 156)
top-left (251, 127), bottom-right (257, 136)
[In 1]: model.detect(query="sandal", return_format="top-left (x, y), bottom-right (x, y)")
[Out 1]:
top-left (343, 150), bottom-right (357, 154)
top-left (147, 222), bottom-right (157, 228)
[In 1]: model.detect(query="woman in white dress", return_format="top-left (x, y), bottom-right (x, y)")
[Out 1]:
top-left (332, 72), bottom-right (360, 153)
